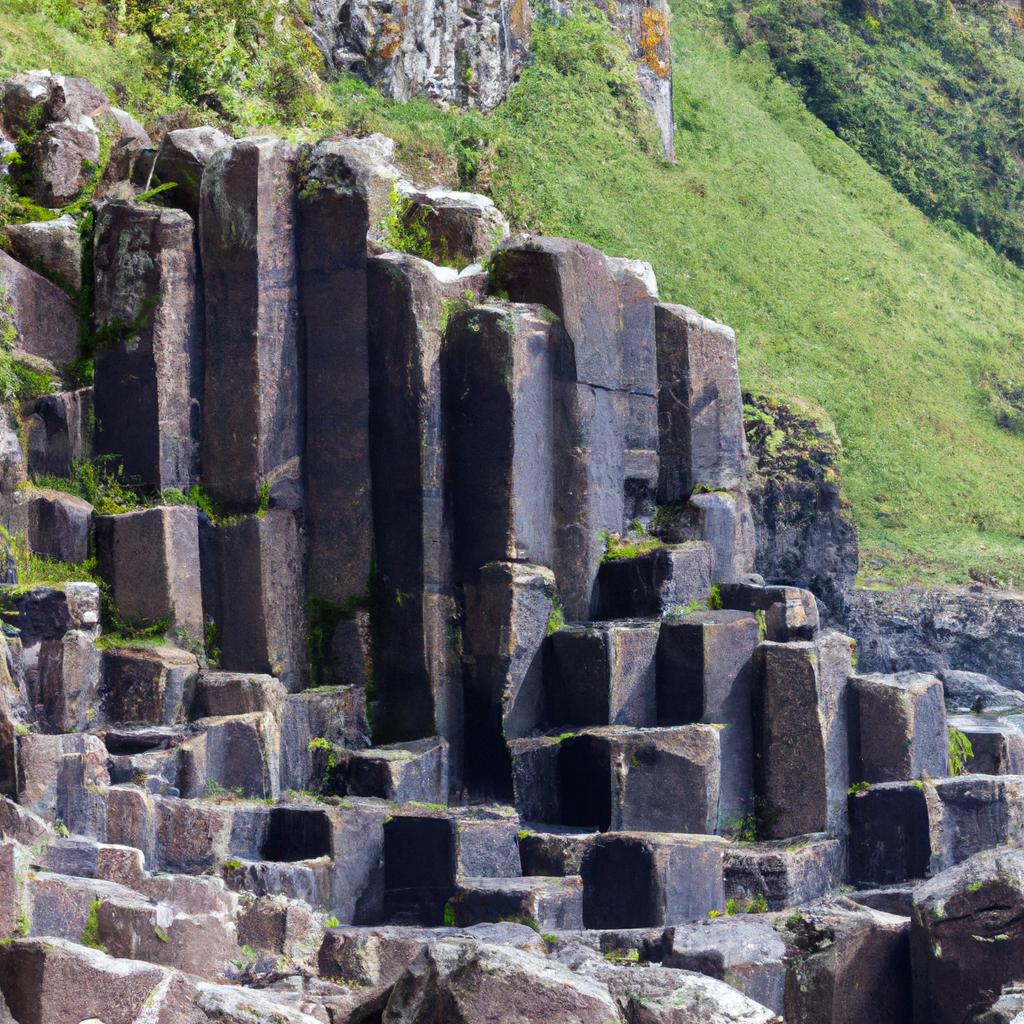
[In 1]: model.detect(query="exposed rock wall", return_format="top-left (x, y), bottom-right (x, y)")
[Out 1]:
top-left (307, 0), bottom-right (675, 158)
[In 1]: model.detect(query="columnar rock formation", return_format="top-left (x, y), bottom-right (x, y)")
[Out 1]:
top-left (1, 70), bottom-right (1024, 1024)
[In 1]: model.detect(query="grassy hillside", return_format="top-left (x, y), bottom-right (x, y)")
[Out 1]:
top-left (5, 0), bottom-right (1024, 588)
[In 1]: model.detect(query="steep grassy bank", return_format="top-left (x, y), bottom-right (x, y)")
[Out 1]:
top-left (5, 0), bottom-right (1024, 587)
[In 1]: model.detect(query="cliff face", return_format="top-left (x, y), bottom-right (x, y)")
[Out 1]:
top-left (307, 0), bottom-right (675, 158)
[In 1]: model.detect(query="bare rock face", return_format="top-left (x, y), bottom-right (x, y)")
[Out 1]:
top-left (0, 250), bottom-right (80, 369)
top-left (307, 0), bottom-right (674, 157)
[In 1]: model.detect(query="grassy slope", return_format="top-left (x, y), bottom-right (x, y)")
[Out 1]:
top-left (6, 1), bottom-right (1024, 586)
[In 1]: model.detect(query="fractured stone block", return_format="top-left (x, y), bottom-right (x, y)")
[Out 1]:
top-left (754, 632), bottom-right (853, 839)
top-left (655, 303), bottom-right (747, 501)
top-left (656, 609), bottom-right (760, 829)
top-left (24, 387), bottom-right (92, 479)
top-left (342, 737), bottom-right (448, 805)
top-left (509, 735), bottom-right (561, 825)
top-left (93, 201), bottom-right (201, 490)
top-left (11, 486), bottom-right (92, 565)
top-left (931, 774), bottom-right (1024, 869)
top-left (95, 504), bottom-right (203, 644)
top-left (462, 561), bottom-right (554, 799)
top-left (518, 827), bottom-right (598, 877)
top-left (16, 732), bottom-right (108, 820)
top-left (396, 183), bottom-right (509, 268)
top-left (447, 875), bottom-right (583, 930)
top-left (723, 834), bottom-right (845, 911)
top-left (200, 137), bottom-right (301, 508)
top-left (594, 542), bottom-right (712, 620)
top-left (848, 781), bottom-right (937, 887)
top-left (581, 832), bottom-right (726, 928)
top-left (152, 125), bottom-right (233, 218)
top-left (721, 579), bottom-right (820, 642)
top-left (547, 620), bottom-right (660, 728)
top-left (849, 672), bottom-right (947, 783)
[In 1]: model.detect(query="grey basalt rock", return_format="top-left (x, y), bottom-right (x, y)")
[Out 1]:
top-left (911, 847), bottom-right (1024, 1024)
top-left (93, 201), bottom-right (202, 492)
top-left (98, 646), bottom-right (199, 727)
top-left (23, 387), bottom-right (92, 480)
top-left (396, 183), bottom-right (509, 268)
top-left (948, 715), bottom-right (1024, 775)
top-left (151, 125), bottom-right (233, 218)
top-left (10, 486), bottom-right (92, 565)
top-left (0, 249), bottom-right (80, 369)
top-left (4, 214), bottom-right (82, 291)
top-left (940, 669), bottom-right (1024, 713)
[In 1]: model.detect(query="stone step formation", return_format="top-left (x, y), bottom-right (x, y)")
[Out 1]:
top-left (0, 71), bottom-right (1022, 1024)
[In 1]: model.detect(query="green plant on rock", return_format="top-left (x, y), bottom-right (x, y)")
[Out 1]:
top-left (949, 727), bottom-right (975, 777)
top-left (546, 597), bottom-right (565, 636)
top-left (707, 583), bottom-right (723, 611)
top-left (848, 781), bottom-right (871, 796)
top-left (442, 900), bottom-right (456, 927)
top-left (600, 529), bottom-right (664, 562)
top-left (80, 899), bottom-right (104, 950)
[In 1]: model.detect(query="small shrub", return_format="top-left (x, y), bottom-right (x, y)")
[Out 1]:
top-left (80, 899), bottom-right (104, 950)
top-left (949, 727), bottom-right (975, 777)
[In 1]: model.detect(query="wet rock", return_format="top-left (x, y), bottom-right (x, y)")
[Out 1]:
top-left (93, 202), bottom-right (201, 491)
top-left (910, 846), bottom-right (1024, 1024)
top-left (0, 249), bottom-right (80, 368)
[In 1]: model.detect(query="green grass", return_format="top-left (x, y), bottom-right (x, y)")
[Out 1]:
top-left (7, 1), bottom-right (1024, 586)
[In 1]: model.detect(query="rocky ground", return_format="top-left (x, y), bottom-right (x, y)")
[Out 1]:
top-left (1, 68), bottom-right (1024, 1024)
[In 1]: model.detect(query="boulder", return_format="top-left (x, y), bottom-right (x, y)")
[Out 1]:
top-left (724, 834), bottom-right (845, 911)
top-left (396, 183), bottom-right (509, 268)
top-left (24, 388), bottom-right (92, 479)
top-left (342, 737), bottom-right (449, 804)
top-left (910, 847), bottom-right (1024, 1024)
top-left (381, 940), bottom-right (622, 1024)
top-left (939, 669), bottom-right (1024, 713)
top-left (0, 250), bottom-right (80, 368)
top-left (11, 486), bottom-right (92, 564)
top-left (152, 125), bottom-right (233, 217)
top-left (594, 542), bottom-right (713, 620)
top-left (4, 214), bottom-right (81, 291)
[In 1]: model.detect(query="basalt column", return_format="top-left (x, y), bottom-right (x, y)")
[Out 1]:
top-left (199, 137), bottom-right (302, 508)
top-left (92, 202), bottom-right (201, 490)
top-left (297, 141), bottom-right (373, 611)
top-left (367, 254), bottom-right (466, 781)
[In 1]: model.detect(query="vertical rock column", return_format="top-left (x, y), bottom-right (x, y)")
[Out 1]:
top-left (367, 254), bottom-right (462, 766)
top-left (199, 139), bottom-right (306, 690)
top-left (93, 201), bottom-right (201, 490)
top-left (490, 236), bottom-right (656, 619)
top-left (200, 137), bottom-right (302, 508)
top-left (297, 140), bottom-right (373, 609)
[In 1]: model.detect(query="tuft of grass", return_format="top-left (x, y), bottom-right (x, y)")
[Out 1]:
top-left (948, 727), bottom-right (975, 777)
top-left (80, 899), bottom-right (104, 950)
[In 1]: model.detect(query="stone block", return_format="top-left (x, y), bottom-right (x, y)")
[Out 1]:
top-left (16, 732), bottom-right (107, 820)
top-left (447, 875), bottom-right (583, 930)
top-left (559, 725), bottom-right (720, 834)
top-left (848, 781), bottom-right (938, 886)
top-left (190, 670), bottom-right (286, 719)
top-left (0, 841), bottom-right (16, 939)
top-left (237, 893), bottom-right (319, 959)
top-left (279, 685), bottom-right (370, 792)
top-left (104, 785), bottom-right (156, 865)
top-left (594, 542), bottom-right (713, 620)
top-left (397, 184), bottom-right (509, 267)
top-left (932, 775), bottom-right (1024, 869)
top-left (518, 827), bottom-right (598, 877)
top-left (201, 509), bottom-right (307, 691)
top-left (685, 490), bottom-right (757, 582)
top-left (910, 847), bottom-right (1024, 1024)
top-left (547, 620), bottom-right (660, 728)
top-left (754, 632), bottom-right (853, 839)
top-left (723, 834), bottom-right (845, 911)
top-left (95, 505), bottom-right (203, 643)
top-left (657, 609), bottom-right (760, 828)
top-left (785, 901), bottom-right (911, 1024)
top-left (721, 579), bottom-right (820, 642)
top-left (849, 672), bottom-right (947, 783)
top-left (178, 712), bottom-right (280, 800)
top-left (57, 749), bottom-right (108, 838)
top-left (200, 137), bottom-right (301, 507)
top-left (462, 561), bottom-right (554, 800)
top-left (153, 795), bottom-right (231, 873)
top-left (5, 214), bottom-right (82, 291)
top-left (25, 870), bottom-right (140, 942)
top-left (98, 645), bottom-right (198, 726)
top-left (297, 140), bottom-right (372, 608)
top-left (152, 125), bottom-right (233, 218)
top-left (12, 486), bottom-right (92, 565)
top-left (509, 735), bottom-right (561, 824)
top-left (93, 201), bottom-right (201, 490)
top-left (367, 253), bottom-right (461, 755)
top-left (26, 626), bottom-right (100, 734)
top-left (24, 387), bottom-right (92, 479)
top-left (581, 832), bottom-right (726, 928)
top-left (342, 737), bottom-right (448, 804)
top-left (655, 303), bottom-right (746, 501)
top-left (662, 916), bottom-right (789, 1015)
top-left (948, 714), bottom-right (1024, 775)
top-left (0, 936), bottom-right (172, 1024)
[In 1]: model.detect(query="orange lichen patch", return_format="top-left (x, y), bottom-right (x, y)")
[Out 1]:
top-left (640, 6), bottom-right (670, 79)
top-left (509, 0), bottom-right (533, 45)
top-left (374, 10), bottom-right (405, 61)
